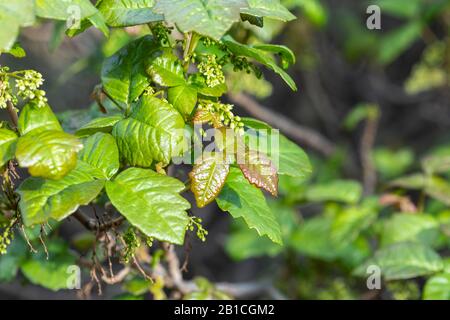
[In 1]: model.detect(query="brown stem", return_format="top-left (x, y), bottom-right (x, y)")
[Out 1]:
top-left (361, 112), bottom-right (379, 196)
top-left (228, 92), bottom-right (336, 156)
top-left (6, 101), bottom-right (18, 128)
top-left (72, 209), bottom-right (125, 232)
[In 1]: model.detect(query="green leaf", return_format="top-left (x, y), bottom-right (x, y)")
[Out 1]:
top-left (97, 0), bottom-right (163, 27)
top-left (0, 0), bottom-right (35, 51)
top-left (106, 167), bottom-right (190, 245)
top-left (0, 237), bottom-right (27, 282)
top-left (6, 43), bottom-right (26, 58)
top-left (374, 147), bottom-right (414, 179)
top-left (101, 35), bottom-right (160, 106)
top-left (216, 167), bottom-right (282, 244)
top-left (242, 117), bottom-right (312, 179)
top-left (189, 74), bottom-right (227, 97)
top-left (330, 201), bottom-right (378, 248)
top-left (377, 21), bottom-right (422, 65)
top-left (305, 180), bottom-right (362, 204)
top-left (146, 49), bottom-right (185, 87)
top-left (16, 130), bottom-right (83, 180)
top-left (240, 13), bottom-right (264, 27)
top-left (35, 0), bottom-right (97, 21)
top-left (425, 176), bottom-right (450, 206)
top-left (18, 102), bottom-right (62, 136)
top-left (354, 242), bottom-right (443, 280)
top-left (238, 150), bottom-right (278, 196)
top-left (375, 0), bottom-right (421, 19)
top-left (112, 96), bottom-right (185, 166)
top-left (226, 201), bottom-right (298, 260)
top-left (290, 216), bottom-right (337, 260)
top-left (189, 153), bottom-right (230, 208)
top-left (422, 154), bottom-right (450, 175)
top-left (0, 128), bottom-right (18, 167)
top-left (423, 273), bottom-right (450, 300)
top-left (390, 173), bottom-right (426, 190)
top-left (380, 214), bottom-right (439, 248)
top-left (167, 84), bottom-right (198, 118)
top-left (241, 0), bottom-right (296, 21)
top-left (253, 44), bottom-right (296, 68)
top-left (78, 133), bottom-right (119, 179)
top-left (76, 115), bottom-right (123, 137)
top-left (223, 36), bottom-right (297, 90)
top-left (154, 0), bottom-right (248, 40)
top-left (20, 240), bottom-right (76, 291)
top-left (18, 161), bottom-right (105, 226)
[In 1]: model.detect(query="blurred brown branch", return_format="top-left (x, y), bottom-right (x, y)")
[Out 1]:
top-left (228, 92), bottom-right (336, 156)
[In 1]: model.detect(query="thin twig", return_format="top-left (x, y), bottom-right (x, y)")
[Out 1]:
top-left (228, 92), bottom-right (336, 156)
top-left (72, 209), bottom-right (125, 232)
top-left (361, 110), bottom-right (379, 195)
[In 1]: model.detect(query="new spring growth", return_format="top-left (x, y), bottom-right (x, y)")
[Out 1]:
top-left (197, 55), bottom-right (225, 88)
top-left (0, 67), bottom-right (47, 109)
top-left (186, 216), bottom-right (208, 242)
top-left (197, 102), bottom-right (245, 134)
top-left (0, 217), bottom-right (16, 255)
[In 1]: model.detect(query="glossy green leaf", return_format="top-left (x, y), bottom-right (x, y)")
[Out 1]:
top-left (112, 96), bottom-right (185, 166)
top-left (354, 242), bottom-right (443, 280)
top-left (189, 74), bottom-right (227, 97)
top-left (423, 273), bottom-right (450, 300)
top-left (305, 180), bottom-right (362, 204)
top-left (18, 102), bottom-right (62, 136)
top-left (35, 0), bottom-right (97, 21)
top-left (189, 153), bottom-right (230, 208)
top-left (223, 36), bottom-right (297, 90)
top-left (78, 132), bottom-right (119, 179)
top-left (16, 130), bottom-right (83, 180)
top-left (380, 214), bottom-right (439, 247)
top-left (238, 150), bottom-right (278, 196)
top-left (101, 35), bottom-right (160, 106)
top-left (18, 161), bottom-right (105, 226)
top-left (167, 84), bottom-right (197, 118)
top-left (216, 167), bottom-right (282, 244)
top-left (241, 0), bottom-right (296, 21)
top-left (253, 43), bottom-right (296, 68)
top-left (242, 117), bottom-right (312, 179)
top-left (97, 0), bottom-right (163, 27)
top-left (76, 115), bottom-right (123, 137)
top-left (0, 0), bottom-right (35, 51)
top-left (6, 42), bottom-right (26, 58)
top-left (20, 240), bottom-right (76, 291)
top-left (0, 128), bottom-right (18, 167)
top-left (154, 0), bottom-right (248, 40)
top-left (106, 167), bottom-right (190, 245)
top-left (146, 49), bottom-right (185, 87)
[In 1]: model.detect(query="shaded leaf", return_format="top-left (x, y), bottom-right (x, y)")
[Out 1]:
top-left (106, 168), bottom-right (190, 244)
top-left (305, 180), bottom-right (362, 204)
top-left (223, 35), bottom-right (297, 90)
top-left (354, 242), bottom-right (443, 280)
top-left (76, 115), bottom-right (123, 137)
top-left (101, 35), bottom-right (160, 106)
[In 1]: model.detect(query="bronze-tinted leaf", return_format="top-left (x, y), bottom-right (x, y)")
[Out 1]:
top-left (239, 150), bottom-right (278, 196)
top-left (189, 153), bottom-right (230, 208)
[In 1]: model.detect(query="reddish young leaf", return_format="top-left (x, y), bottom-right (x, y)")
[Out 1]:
top-left (189, 153), bottom-right (230, 208)
top-left (239, 150), bottom-right (278, 196)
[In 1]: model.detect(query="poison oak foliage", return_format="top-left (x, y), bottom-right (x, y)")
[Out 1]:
top-left (0, 0), bottom-right (317, 294)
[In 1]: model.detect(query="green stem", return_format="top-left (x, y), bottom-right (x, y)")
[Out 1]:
top-left (183, 32), bottom-right (200, 73)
